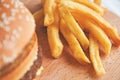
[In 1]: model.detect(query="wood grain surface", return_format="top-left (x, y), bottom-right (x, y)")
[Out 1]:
top-left (21, 0), bottom-right (120, 80)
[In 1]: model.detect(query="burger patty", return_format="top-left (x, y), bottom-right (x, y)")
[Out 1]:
top-left (21, 46), bottom-right (42, 80)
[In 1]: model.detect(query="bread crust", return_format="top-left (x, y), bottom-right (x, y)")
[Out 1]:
top-left (0, 34), bottom-right (40, 80)
top-left (0, 0), bottom-right (35, 68)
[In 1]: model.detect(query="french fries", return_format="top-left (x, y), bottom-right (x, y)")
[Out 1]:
top-left (89, 35), bottom-right (105, 76)
top-left (71, 0), bottom-right (104, 15)
top-left (34, 0), bottom-right (120, 76)
top-left (84, 21), bottom-right (112, 55)
top-left (59, 5), bottom-right (89, 50)
top-left (47, 25), bottom-right (63, 58)
top-left (47, 8), bottom-right (63, 58)
top-left (44, 0), bottom-right (56, 26)
top-left (72, 14), bottom-right (111, 54)
top-left (60, 19), bottom-right (90, 63)
top-left (61, 0), bottom-right (120, 46)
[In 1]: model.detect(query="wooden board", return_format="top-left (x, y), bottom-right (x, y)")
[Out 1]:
top-left (21, 0), bottom-right (120, 80)
top-left (36, 12), bottom-right (120, 80)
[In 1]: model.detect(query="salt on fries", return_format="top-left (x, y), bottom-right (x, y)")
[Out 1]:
top-left (34, 0), bottom-right (120, 76)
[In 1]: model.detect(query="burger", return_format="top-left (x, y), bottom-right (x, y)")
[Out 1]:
top-left (0, 0), bottom-right (42, 80)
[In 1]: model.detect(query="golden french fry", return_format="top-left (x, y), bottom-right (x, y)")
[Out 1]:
top-left (73, 14), bottom-right (112, 54)
top-left (47, 25), bottom-right (63, 58)
top-left (89, 35), bottom-right (105, 76)
top-left (85, 21), bottom-right (111, 54)
top-left (94, 0), bottom-right (102, 6)
top-left (33, 9), bottom-right (44, 26)
top-left (59, 5), bottom-right (89, 49)
top-left (62, 1), bottom-right (120, 46)
top-left (71, 0), bottom-right (104, 15)
top-left (44, 0), bottom-right (56, 26)
top-left (60, 19), bottom-right (90, 64)
top-left (47, 9), bottom-right (63, 58)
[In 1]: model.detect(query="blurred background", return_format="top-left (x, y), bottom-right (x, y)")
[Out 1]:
top-left (102, 0), bottom-right (120, 17)
top-left (21, 0), bottom-right (120, 17)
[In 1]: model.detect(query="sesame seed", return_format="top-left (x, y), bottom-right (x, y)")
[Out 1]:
top-left (11, 9), bottom-right (16, 16)
top-left (18, 15), bottom-right (22, 19)
top-left (11, 35), bottom-right (16, 42)
top-left (1, 13), bottom-right (11, 25)
top-left (17, 26), bottom-right (22, 32)
top-left (26, 16), bottom-right (30, 21)
top-left (3, 3), bottom-right (10, 8)
top-left (14, 0), bottom-right (23, 8)
top-left (13, 30), bottom-right (17, 34)
top-left (3, 19), bottom-right (9, 25)
top-left (4, 26), bottom-right (10, 32)
top-left (14, 0), bottom-right (19, 8)
top-left (2, 53), bottom-right (16, 63)
top-left (13, 29), bottom-right (20, 38)
top-left (5, 41), bottom-right (15, 49)
top-left (3, 40), bottom-right (7, 47)
top-left (1, 13), bottom-right (6, 19)
top-left (8, 16), bottom-right (15, 21)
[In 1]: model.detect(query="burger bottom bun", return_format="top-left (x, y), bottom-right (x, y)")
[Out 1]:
top-left (21, 46), bottom-right (42, 80)
top-left (1, 33), bottom-right (40, 80)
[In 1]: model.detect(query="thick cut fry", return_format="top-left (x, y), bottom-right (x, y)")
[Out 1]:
top-left (33, 9), bottom-right (44, 26)
top-left (73, 14), bottom-right (112, 54)
top-left (71, 0), bottom-right (104, 15)
top-left (59, 6), bottom-right (89, 49)
top-left (89, 35), bottom-right (105, 76)
top-left (61, 1), bottom-right (120, 46)
top-left (60, 19), bottom-right (90, 64)
top-left (47, 25), bottom-right (63, 58)
top-left (47, 9), bottom-right (63, 58)
top-left (44, 0), bottom-right (56, 26)
top-left (94, 0), bottom-right (102, 6)
top-left (85, 21), bottom-right (111, 54)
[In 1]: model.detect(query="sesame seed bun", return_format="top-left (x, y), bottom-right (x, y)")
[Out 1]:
top-left (0, 0), bottom-right (42, 80)
top-left (0, 0), bottom-right (35, 68)
top-left (0, 33), bottom-right (42, 80)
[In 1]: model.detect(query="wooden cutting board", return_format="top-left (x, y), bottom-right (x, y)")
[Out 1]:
top-left (35, 12), bottom-right (120, 80)
top-left (21, 0), bottom-right (120, 80)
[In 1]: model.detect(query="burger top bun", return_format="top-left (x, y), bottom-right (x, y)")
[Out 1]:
top-left (0, 0), bottom-right (35, 69)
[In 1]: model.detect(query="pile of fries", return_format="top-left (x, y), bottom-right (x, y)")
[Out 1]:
top-left (34, 0), bottom-right (120, 76)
